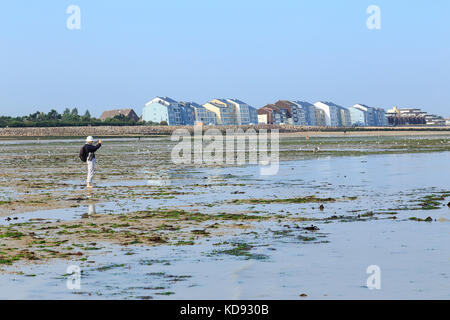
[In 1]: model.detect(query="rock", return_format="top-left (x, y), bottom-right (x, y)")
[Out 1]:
top-left (447, 202), bottom-right (450, 207)
top-left (299, 293), bottom-right (308, 297)
top-left (66, 197), bottom-right (86, 201)
top-left (148, 236), bottom-right (167, 243)
top-left (303, 225), bottom-right (319, 231)
top-left (424, 216), bottom-right (433, 222)
top-left (319, 204), bottom-right (325, 210)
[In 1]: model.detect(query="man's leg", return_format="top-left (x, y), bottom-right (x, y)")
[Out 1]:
top-left (87, 159), bottom-right (96, 188)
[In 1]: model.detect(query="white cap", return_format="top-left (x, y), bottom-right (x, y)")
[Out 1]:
top-left (86, 136), bottom-right (94, 142)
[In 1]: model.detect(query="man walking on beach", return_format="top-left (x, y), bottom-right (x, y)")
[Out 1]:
top-left (83, 136), bottom-right (102, 189)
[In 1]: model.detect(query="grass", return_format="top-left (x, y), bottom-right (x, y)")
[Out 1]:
top-left (212, 242), bottom-right (269, 260)
top-left (230, 196), bottom-right (339, 205)
top-left (0, 231), bottom-right (25, 239)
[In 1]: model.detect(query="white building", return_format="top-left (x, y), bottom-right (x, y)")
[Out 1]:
top-left (258, 114), bottom-right (268, 124)
top-left (425, 114), bottom-right (446, 126)
top-left (349, 106), bottom-right (367, 126)
top-left (351, 104), bottom-right (387, 126)
top-left (313, 101), bottom-right (340, 126)
top-left (143, 96), bottom-right (182, 125)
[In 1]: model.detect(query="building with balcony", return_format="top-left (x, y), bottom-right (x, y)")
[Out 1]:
top-left (143, 96), bottom-right (183, 125)
top-left (313, 102), bottom-right (340, 126)
top-left (226, 99), bottom-right (258, 125)
top-left (203, 99), bottom-right (237, 125)
top-left (274, 100), bottom-right (306, 125)
top-left (294, 101), bottom-right (317, 126)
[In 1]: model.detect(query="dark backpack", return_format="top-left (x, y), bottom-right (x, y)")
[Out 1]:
top-left (79, 145), bottom-right (88, 162)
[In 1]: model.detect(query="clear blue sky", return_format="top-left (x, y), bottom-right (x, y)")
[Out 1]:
top-left (1, 0), bottom-right (449, 117)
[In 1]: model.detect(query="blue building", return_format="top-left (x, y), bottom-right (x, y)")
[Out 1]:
top-left (349, 106), bottom-right (367, 126)
top-left (350, 104), bottom-right (388, 126)
top-left (294, 101), bottom-right (317, 126)
top-left (226, 99), bottom-right (259, 125)
top-left (178, 102), bottom-right (196, 126)
top-left (143, 97), bottom-right (218, 125)
top-left (142, 96), bottom-right (182, 125)
top-left (186, 102), bottom-right (217, 125)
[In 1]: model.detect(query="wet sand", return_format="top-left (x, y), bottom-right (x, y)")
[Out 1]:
top-left (0, 134), bottom-right (449, 299)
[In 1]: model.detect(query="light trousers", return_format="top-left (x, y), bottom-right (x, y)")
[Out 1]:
top-left (87, 158), bottom-right (96, 184)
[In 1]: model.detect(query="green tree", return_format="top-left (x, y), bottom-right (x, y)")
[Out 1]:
top-left (71, 108), bottom-right (79, 117)
top-left (62, 108), bottom-right (71, 120)
top-left (47, 109), bottom-right (60, 120)
top-left (82, 110), bottom-right (91, 120)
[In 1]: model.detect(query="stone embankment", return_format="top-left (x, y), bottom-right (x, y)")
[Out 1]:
top-left (0, 125), bottom-right (449, 137)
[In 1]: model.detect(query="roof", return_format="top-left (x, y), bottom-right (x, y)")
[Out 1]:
top-left (100, 109), bottom-right (139, 121)
top-left (206, 101), bottom-right (229, 109)
top-left (275, 100), bottom-right (296, 109)
top-left (180, 101), bottom-right (203, 108)
top-left (158, 96), bottom-right (178, 104)
top-left (145, 96), bottom-right (179, 107)
top-left (214, 98), bottom-right (229, 104)
top-left (294, 101), bottom-right (315, 107)
top-left (260, 104), bottom-right (282, 113)
top-left (227, 98), bottom-right (247, 105)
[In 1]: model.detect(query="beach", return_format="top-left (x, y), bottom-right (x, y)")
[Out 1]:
top-left (0, 133), bottom-right (449, 299)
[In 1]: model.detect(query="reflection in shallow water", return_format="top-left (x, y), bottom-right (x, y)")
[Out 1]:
top-left (88, 204), bottom-right (96, 215)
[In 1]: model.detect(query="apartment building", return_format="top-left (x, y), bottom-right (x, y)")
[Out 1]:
top-left (294, 101), bottom-right (317, 126)
top-left (349, 104), bottom-right (388, 126)
top-left (186, 102), bottom-right (217, 125)
top-left (313, 102), bottom-right (339, 126)
top-left (258, 104), bottom-right (288, 124)
top-left (386, 107), bottom-right (427, 125)
top-left (178, 102), bottom-right (197, 126)
top-left (274, 100), bottom-right (306, 125)
top-left (374, 108), bottom-right (388, 126)
top-left (142, 96), bottom-right (183, 125)
top-left (315, 108), bottom-right (326, 126)
top-left (258, 105), bottom-right (277, 124)
top-left (226, 99), bottom-right (258, 125)
top-left (424, 114), bottom-right (446, 126)
top-left (349, 106), bottom-right (367, 126)
top-left (203, 99), bottom-right (237, 125)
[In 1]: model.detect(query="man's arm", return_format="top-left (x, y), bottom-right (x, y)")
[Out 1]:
top-left (86, 143), bottom-right (101, 152)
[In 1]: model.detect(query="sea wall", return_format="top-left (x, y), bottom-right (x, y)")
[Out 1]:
top-left (0, 125), bottom-right (449, 137)
top-left (0, 125), bottom-right (321, 137)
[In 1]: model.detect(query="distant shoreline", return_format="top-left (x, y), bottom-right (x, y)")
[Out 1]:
top-left (0, 125), bottom-right (450, 138)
